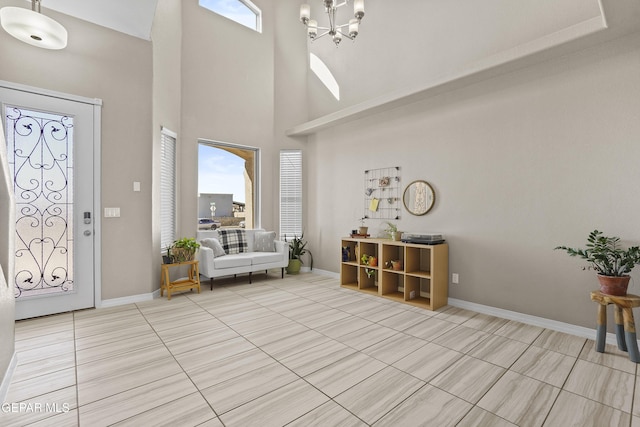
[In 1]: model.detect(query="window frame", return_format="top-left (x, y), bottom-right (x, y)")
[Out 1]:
top-left (197, 139), bottom-right (261, 230)
top-left (279, 149), bottom-right (303, 241)
top-left (198, 0), bottom-right (263, 33)
top-left (160, 127), bottom-right (177, 251)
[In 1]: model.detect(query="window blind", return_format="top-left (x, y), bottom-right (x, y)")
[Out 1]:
top-left (160, 128), bottom-right (177, 250)
top-left (279, 150), bottom-right (302, 241)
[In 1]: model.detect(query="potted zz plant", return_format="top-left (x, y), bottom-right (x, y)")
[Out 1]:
top-left (171, 237), bottom-right (200, 263)
top-left (555, 230), bottom-right (640, 296)
top-left (287, 234), bottom-right (313, 275)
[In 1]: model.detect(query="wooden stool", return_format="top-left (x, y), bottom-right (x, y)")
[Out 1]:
top-left (590, 291), bottom-right (640, 363)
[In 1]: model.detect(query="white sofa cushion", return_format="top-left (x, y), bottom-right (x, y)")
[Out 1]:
top-left (213, 253), bottom-right (253, 269)
top-left (250, 252), bottom-right (284, 265)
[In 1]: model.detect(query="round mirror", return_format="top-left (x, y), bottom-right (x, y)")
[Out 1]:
top-left (403, 180), bottom-right (435, 216)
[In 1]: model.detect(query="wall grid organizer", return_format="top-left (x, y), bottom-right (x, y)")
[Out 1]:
top-left (364, 166), bottom-right (400, 220)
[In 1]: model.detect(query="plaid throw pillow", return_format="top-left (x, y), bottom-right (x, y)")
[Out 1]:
top-left (218, 229), bottom-right (247, 254)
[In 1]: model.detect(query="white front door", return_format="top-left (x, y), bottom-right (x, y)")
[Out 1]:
top-left (1, 84), bottom-right (99, 320)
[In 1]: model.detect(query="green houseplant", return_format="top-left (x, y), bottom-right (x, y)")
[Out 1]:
top-left (171, 237), bottom-right (200, 263)
top-left (384, 221), bottom-right (402, 241)
top-left (555, 230), bottom-right (640, 296)
top-left (287, 234), bottom-right (313, 275)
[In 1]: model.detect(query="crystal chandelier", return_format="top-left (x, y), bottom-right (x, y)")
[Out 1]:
top-left (300, 0), bottom-right (365, 46)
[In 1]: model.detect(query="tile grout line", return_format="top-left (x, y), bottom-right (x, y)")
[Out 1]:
top-left (190, 279), bottom-right (373, 426)
top-left (133, 301), bottom-right (225, 426)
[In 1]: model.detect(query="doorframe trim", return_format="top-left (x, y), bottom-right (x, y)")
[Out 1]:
top-left (0, 80), bottom-right (103, 107)
top-left (0, 80), bottom-right (103, 310)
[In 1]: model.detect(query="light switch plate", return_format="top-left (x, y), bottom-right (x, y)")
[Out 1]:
top-left (104, 207), bottom-right (120, 218)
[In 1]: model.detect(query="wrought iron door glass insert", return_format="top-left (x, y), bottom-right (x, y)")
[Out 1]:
top-left (5, 106), bottom-right (74, 298)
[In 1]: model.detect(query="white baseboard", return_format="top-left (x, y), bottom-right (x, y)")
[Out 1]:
top-left (311, 269), bottom-right (621, 346)
top-left (0, 351), bottom-right (17, 403)
top-left (99, 289), bottom-right (161, 308)
top-left (448, 297), bottom-right (623, 346)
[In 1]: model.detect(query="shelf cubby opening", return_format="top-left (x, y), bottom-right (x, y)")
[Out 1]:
top-left (405, 276), bottom-right (432, 308)
top-left (340, 263), bottom-right (358, 285)
top-left (341, 240), bottom-right (358, 263)
top-left (405, 246), bottom-right (432, 277)
top-left (381, 270), bottom-right (404, 299)
top-left (359, 266), bottom-right (379, 293)
top-left (381, 243), bottom-right (405, 273)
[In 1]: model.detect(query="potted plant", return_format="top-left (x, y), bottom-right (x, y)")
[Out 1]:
top-left (385, 221), bottom-right (402, 241)
top-left (358, 217), bottom-right (368, 236)
top-left (287, 233), bottom-right (313, 274)
top-left (171, 237), bottom-right (200, 263)
top-left (361, 254), bottom-right (377, 267)
top-left (555, 230), bottom-right (640, 296)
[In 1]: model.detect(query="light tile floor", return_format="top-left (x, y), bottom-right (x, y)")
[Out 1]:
top-left (1, 272), bottom-right (639, 426)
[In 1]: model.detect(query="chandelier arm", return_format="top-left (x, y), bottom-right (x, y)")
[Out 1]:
top-left (313, 30), bottom-right (331, 40)
top-left (336, 29), bottom-right (354, 40)
top-left (334, 1), bottom-right (348, 8)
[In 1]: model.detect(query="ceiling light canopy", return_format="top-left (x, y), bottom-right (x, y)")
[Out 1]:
top-left (300, 0), bottom-right (365, 46)
top-left (0, 0), bottom-right (67, 50)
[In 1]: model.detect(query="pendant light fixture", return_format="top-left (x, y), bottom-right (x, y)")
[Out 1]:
top-left (300, 0), bottom-right (365, 46)
top-left (0, 0), bottom-right (67, 50)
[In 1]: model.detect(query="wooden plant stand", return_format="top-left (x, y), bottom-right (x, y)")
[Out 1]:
top-left (161, 260), bottom-right (201, 300)
top-left (590, 291), bottom-right (640, 363)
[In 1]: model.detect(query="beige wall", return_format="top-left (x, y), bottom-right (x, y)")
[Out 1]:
top-left (0, 0), bottom-right (154, 300)
top-left (179, 0), bottom-right (278, 234)
top-left (306, 32), bottom-right (640, 328)
top-left (151, 0), bottom-right (182, 291)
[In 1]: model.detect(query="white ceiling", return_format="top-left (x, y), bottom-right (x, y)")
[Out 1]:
top-left (43, 0), bottom-right (159, 40)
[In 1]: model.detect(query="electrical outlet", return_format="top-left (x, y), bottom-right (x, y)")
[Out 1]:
top-left (452, 273), bottom-right (459, 284)
top-left (409, 290), bottom-right (416, 299)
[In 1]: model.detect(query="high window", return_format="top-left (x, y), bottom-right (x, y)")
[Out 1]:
top-left (160, 128), bottom-right (177, 250)
top-left (199, 0), bottom-right (262, 33)
top-left (280, 150), bottom-right (302, 240)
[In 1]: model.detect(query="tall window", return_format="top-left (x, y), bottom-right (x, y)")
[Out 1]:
top-left (280, 150), bottom-right (302, 240)
top-left (160, 128), bottom-right (176, 250)
top-left (199, 0), bottom-right (262, 33)
top-left (198, 141), bottom-right (259, 230)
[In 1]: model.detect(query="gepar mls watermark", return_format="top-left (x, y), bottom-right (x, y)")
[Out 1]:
top-left (1, 402), bottom-right (70, 414)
